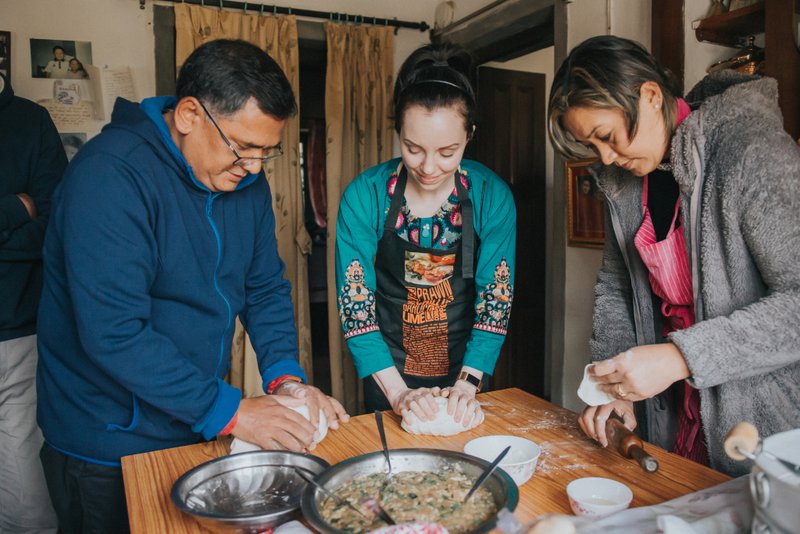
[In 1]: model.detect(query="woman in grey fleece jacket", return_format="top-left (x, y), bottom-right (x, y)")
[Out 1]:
top-left (549, 36), bottom-right (800, 476)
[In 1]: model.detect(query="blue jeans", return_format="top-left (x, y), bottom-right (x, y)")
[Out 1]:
top-left (39, 444), bottom-right (130, 534)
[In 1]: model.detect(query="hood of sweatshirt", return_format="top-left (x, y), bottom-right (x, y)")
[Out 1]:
top-left (103, 96), bottom-right (260, 194)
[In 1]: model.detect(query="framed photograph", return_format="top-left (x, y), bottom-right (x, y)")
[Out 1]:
top-left (30, 38), bottom-right (92, 79)
top-left (0, 31), bottom-right (10, 80)
top-left (566, 159), bottom-right (605, 249)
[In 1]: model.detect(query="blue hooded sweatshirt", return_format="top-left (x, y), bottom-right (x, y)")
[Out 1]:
top-left (36, 97), bottom-right (305, 466)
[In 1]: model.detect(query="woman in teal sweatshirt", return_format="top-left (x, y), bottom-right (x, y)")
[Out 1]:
top-left (335, 43), bottom-right (516, 426)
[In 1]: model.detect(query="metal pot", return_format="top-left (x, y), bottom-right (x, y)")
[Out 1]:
top-left (301, 448), bottom-right (519, 534)
top-left (748, 429), bottom-right (800, 533)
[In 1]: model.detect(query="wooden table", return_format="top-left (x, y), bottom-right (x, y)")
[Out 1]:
top-left (122, 388), bottom-right (729, 533)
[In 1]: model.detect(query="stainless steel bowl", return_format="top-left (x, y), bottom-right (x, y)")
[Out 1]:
top-left (171, 450), bottom-right (329, 533)
top-left (301, 448), bottom-right (519, 533)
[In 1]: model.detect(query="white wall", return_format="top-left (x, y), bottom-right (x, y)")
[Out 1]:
top-left (1, 0), bottom-right (155, 137)
top-left (557, 0), bottom-right (652, 413)
top-left (0, 0), bottom-right (444, 137)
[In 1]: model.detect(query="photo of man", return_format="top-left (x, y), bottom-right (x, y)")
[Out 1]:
top-left (30, 38), bottom-right (92, 79)
top-left (43, 46), bottom-right (72, 78)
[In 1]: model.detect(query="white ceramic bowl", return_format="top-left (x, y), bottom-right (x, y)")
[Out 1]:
top-left (566, 477), bottom-right (633, 517)
top-left (463, 435), bottom-right (541, 486)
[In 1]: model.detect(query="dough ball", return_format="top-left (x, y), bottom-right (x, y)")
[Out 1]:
top-left (577, 364), bottom-right (615, 406)
top-left (291, 404), bottom-right (328, 446)
top-left (228, 402), bottom-right (328, 454)
top-left (401, 396), bottom-right (484, 436)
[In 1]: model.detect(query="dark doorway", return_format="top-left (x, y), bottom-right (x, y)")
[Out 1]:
top-left (475, 66), bottom-right (547, 397)
top-left (298, 34), bottom-right (331, 394)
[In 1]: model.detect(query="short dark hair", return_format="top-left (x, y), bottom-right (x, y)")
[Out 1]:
top-left (548, 35), bottom-right (682, 160)
top-left (52, 45), bottom-right (65, 53)
top-left (393, 42), bottom-right (476, 135)
top-left (175, 39), bottom-right (296, 120)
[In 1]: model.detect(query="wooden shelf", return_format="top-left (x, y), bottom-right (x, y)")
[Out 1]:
top-left (693, 0), bottom-right (799, 139)
top-left (694, 2), bottom-right (765, 46)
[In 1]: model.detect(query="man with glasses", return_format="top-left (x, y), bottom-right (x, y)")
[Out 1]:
top-left (35, 39), bottom-right (348, 532)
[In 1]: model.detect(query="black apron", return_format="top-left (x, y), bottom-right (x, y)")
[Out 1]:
top-left (364, 166), bottom-right (478, 412)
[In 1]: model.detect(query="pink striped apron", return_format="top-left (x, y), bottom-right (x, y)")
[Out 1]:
top-left (632, 99), bottom-right (708, 465)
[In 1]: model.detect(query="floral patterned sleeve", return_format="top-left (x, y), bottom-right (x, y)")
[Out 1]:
top-left (335, 175), bottom-right (395, 379)
top-left (462, 170), bottom-right (516, 375)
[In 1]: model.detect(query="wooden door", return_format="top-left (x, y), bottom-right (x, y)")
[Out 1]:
top-left (475, 66), bottom-right (547, 397)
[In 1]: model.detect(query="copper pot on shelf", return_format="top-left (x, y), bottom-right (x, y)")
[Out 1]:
top-left (707, 35), bottom-right (764, 75)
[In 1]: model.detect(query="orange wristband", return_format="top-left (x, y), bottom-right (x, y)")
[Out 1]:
top-left (219, 412), bottom-right (238, 436)
top-left (266, 374), bottom-right (303, 395)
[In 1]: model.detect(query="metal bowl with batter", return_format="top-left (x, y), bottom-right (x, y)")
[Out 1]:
top-left (301, 448), bottom-right (519, 533)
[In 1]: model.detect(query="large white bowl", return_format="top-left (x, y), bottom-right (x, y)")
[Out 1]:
top-left (566, 477), bottom-right (632, 518)
top-left (463, 435), bottom-right (541, 486)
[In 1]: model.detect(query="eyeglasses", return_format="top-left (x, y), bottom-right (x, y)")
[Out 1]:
top-left (198, 100), bottom-right (283, 168)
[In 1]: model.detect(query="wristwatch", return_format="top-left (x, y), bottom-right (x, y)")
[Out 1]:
top-left (457, 370), bottom-right (482, 392)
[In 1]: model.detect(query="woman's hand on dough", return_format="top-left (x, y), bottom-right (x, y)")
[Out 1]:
top-left (234, 395), bottom-right (317, 451)
top-left (442, 380), bottom-right (481, 426)
top-left (578, 399), bottom-right (636, 447)
top-left (274, 381), bottom-right (350, 430)
top-left (591, 343), bottom-right (691, 401)
top-left (391, 387), bottom-right (442, 421)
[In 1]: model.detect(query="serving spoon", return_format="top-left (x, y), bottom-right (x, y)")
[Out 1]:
top-left (361, 496), bottom-right (397, 526)
top-left (464, 445), bottom-right (511, 502)
top-left (293, 467), bottom-right (370, 521)
top-left (374, 410), bottom-right (392, 475)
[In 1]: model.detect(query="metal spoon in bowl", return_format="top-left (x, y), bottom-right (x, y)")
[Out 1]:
top-left (293, 467), bottom-right (369, 521)
top-left (361, 496), bottom-right (397, 526)
top-left (464, 445), bottom-right (511, 502)
top-left (374, 410), bottom-right (392, 475)
top-left (374, 409), bottom-right (395, 501)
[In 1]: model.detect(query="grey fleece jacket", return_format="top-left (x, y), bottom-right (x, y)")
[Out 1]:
top-left (590, 71), bottom-right (800, 477)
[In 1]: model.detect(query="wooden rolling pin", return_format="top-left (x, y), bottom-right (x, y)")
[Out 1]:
top-left (605, 414), bottom-right (659, 472)
top-left (724, 422), bottom-right (760, 461)
top-left (724, 421), bottom-right (800, 472)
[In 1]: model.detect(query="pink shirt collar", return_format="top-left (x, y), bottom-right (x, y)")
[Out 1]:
top-left (676, 97), bottom-right (691, 127)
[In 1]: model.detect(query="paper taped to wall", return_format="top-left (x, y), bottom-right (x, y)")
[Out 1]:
top-left (85, 64), bottom-right (136, 120)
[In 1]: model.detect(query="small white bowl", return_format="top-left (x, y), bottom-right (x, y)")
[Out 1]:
top-left (463, 435), bottom-right (541, 486)
top-left (566, 477), bottom-right (633, 517)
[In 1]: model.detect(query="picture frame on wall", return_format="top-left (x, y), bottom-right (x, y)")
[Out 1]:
top-left (565, 159), bottom-right (605, 249)
top-left (29, 38), bottom-right (93, 79)
top-left (0, 31), bottom-right (10, 80)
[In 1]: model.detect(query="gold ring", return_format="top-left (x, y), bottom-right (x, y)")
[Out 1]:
top-left (615, 383), bottom-right (628, 398)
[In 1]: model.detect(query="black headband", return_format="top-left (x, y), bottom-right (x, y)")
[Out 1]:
top-left (409, 79), bottom-right (463, 91)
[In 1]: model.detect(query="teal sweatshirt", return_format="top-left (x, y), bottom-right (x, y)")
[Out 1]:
top-left (335, 158), bottom-right (516, 379)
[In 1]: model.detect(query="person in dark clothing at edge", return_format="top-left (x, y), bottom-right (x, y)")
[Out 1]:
top-left (36, 40), bottom-right (349, 533)
top-left (0, 71), bottom-right (65, 533)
